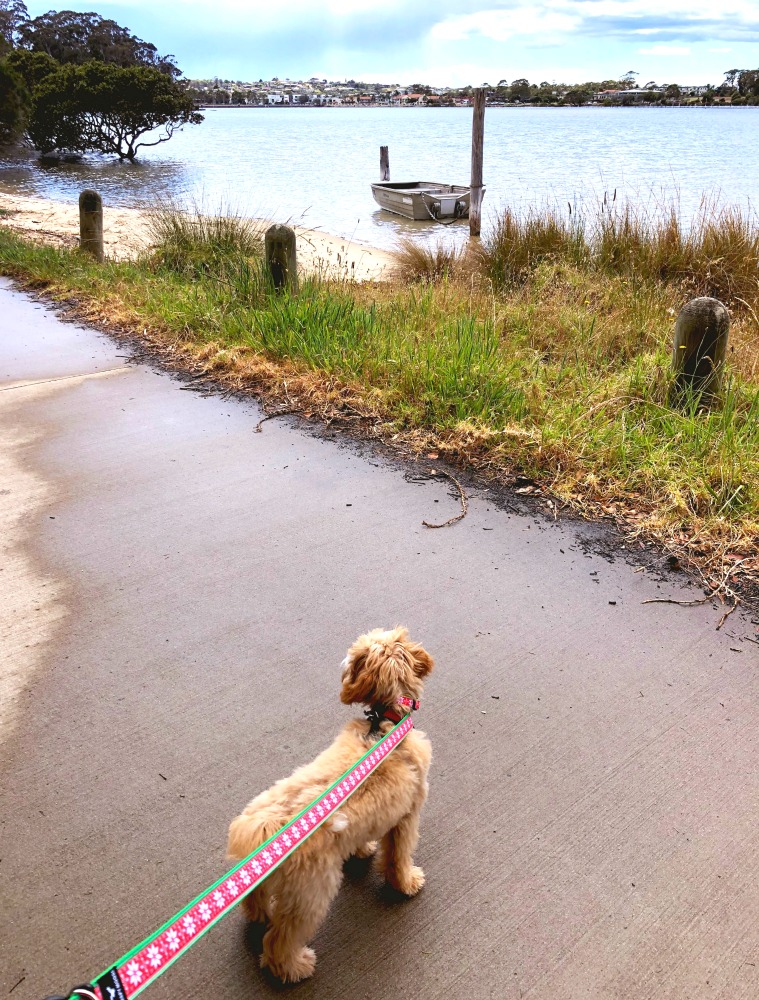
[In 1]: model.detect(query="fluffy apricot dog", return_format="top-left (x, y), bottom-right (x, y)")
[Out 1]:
top-left (227, 627), bottom-right (434, 983)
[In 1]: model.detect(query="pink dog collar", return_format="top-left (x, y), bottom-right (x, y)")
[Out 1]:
top-left (382, 697), bottom-right (421, 725)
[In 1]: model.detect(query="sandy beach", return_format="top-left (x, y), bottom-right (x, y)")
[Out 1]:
top-left (0, 191), bottom-right (393, 280)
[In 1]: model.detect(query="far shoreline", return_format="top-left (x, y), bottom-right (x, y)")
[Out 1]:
top-left (196, 103), bottom-right (756, 111)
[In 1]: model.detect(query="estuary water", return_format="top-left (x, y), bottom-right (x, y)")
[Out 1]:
top-left (0, 106), bottom-right (757, 249)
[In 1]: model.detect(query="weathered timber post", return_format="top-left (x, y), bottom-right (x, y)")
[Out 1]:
top-left (264, 224), bottom-right (298, 293)
top-left (380, 145), bottom-right (390, 182)
top-left (470, 88), bottom-right (486, 238)
top-left (79, 189), bottom-right (103, 263)
top-left (671, 296), bottom-right (729, 407)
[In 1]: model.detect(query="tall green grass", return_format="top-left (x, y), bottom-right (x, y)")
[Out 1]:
top-left (471, 198), bottom-right (759, 311)
top-left (144, 201), bottom-right (266, 282)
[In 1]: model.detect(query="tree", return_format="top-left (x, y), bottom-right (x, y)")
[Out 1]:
top-left (565, 86), bottom-right (591, 106)
top-left (230, 89), bottom-right (247, 104)
top-left (6, 47), bottom-right (57, 88)
top-left (0, 57), bottom-right (29, 142)
top-left (0, 0), bottom-right (27, 53)
top-left (738, 69), bottom-right (759, 98)
top-left (664, 83), bottom-right (681, 103)
top-left (510, 77), bottom-right (531, 102)
top-left (29, 61), bottom-right (202, 160)
top-left (724, 69), bottom-right (740, 88)
top-left (18, 10), bottom-right (180, 78)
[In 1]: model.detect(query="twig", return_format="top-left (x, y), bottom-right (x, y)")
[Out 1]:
top-left (255, 409), bottom-right (298, 433)
top-left (716, 600), bottom-right (740, 631)
top-left (423, 471), bottom-right (468, 528)
top-left (642, 559), bottom-right (746, 610)
top-left (641, 596), bottom-right (711, 607)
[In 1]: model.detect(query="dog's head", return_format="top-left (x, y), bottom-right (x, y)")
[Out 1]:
top-left (340, 626), bottom-right (434, 708)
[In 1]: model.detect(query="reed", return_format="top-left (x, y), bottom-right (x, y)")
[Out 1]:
top-left (472, 197), bottom-right (759, 313)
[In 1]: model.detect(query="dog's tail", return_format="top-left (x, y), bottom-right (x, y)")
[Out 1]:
top-left (228, 805), bottom-right (350, 863)
top-left (227, 809), bottom-right (284, 861)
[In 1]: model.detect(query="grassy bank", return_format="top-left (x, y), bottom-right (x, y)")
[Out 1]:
top-left (1, 203), bottom-right (757, 601)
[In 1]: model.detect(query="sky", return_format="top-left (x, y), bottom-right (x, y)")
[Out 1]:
top-left (24, 0), bottom-right (759, 87)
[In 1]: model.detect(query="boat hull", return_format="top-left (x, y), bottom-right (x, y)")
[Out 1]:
top-left (370, 181), bottom-right (476, 221)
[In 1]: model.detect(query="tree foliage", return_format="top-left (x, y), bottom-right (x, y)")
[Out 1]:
top-left (738, 70), bottom-right (759, 98)
top-left (29, 61), bottom-right (202, 160)
top-left (0, 0), bottom-right (27, 53)
top-left (0, 57), bottom-right (29, 142)
top-left (6, 47), bottom-right (57, 88)
top-left (17, 10), bottom-right (180, 78)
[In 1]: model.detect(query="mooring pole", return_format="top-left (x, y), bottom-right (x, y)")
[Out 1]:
top-left (264, 224), bottom-right (298, 293)
top-left (671, 296), bottom-right (729, 407)
top-left (79, 189), bottom-right (104, 263)
top-left (380, 145), bottom-right (390, 182)
top-left (470, 89), bottom-right (485, 238)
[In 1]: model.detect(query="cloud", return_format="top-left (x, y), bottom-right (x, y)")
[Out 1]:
top-left (430, 7), bottom-right (580, 43)
top-left (551, 0), bottom-right (759, 41)
top-left (24, 0), bottom-right (759, 84)
top-left (638, 44), bottom-right (691, 55)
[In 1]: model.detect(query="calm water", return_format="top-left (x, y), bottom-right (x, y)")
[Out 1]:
top-left (1, 107), bottom-right (757, 249)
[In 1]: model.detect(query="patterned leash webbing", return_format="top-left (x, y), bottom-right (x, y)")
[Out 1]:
top-left (68, 710), bottom-right (416, 1000)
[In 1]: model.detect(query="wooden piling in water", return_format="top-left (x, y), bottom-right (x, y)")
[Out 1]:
top-left (265, 224), bottom-right (298, 293)
top-left (79, 189), bottom-right (103, 263)
top-left (671, 296), bottom-right (729, 407)
top-left (380, 145), bottom-right (390, 182)
top-left (470, 89), bottom-right (486, 238)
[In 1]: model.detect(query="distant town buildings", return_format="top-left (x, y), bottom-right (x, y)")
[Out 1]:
top-left (184, 77), bottom-right (738, 109)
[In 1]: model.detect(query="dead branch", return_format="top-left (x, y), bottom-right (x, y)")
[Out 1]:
top-left (423, 471), bottom-right (468, 529)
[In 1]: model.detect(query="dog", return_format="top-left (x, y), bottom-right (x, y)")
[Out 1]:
top-left (227, 626), bottom-right (434, 983)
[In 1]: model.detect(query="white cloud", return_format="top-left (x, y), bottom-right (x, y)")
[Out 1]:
top-left (430, 7), bottom-right (580, 43)
top-left (638, 44), bottom-right (691, 55)
top-left (554, 0), bottom-right (758, 19)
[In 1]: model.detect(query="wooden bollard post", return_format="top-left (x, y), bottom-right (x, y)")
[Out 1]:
top-left (671, 296), bottom-right (729, 406)
top-left (470, 88), bottom-right (486, 238)
top-left (79, 189), bottom-right (103, 262)
top-left (380, 145), bottom-right (390, 181)
top-left (264, 224), bottom-right (298, 293)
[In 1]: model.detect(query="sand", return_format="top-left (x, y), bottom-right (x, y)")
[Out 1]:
top-left (0, 191), bottom-right (394, 280)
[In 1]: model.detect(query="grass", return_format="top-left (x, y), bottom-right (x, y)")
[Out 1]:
top-left (1, 199), bottom-right (757, 600)
top-left (144, 200), bottom-right (266, 281)
top-left (476, 197), bottom-right (759, 313)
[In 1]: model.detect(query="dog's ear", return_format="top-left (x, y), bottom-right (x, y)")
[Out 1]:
top-left (410, 644), bottom-right (434, 678)
top-left (340, 647), bottom-right (373, 705)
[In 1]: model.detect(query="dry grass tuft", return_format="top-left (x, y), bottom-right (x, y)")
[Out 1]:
top-left (391, 237), bottom-right (465, 283)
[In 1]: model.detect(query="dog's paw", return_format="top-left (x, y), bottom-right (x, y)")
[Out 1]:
top-left (265, 946), bottom-right (316, 983)
top-left (354, 840), bottom-right (378, 859)
top-left (393, 865), bottom-right (426, 897)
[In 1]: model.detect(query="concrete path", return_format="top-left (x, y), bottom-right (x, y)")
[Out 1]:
top-left (1, 277), bottom-right (758, 1000)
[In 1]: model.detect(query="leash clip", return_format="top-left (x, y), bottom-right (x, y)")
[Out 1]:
top-left (42, 986), bottom-right (99, 1000)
